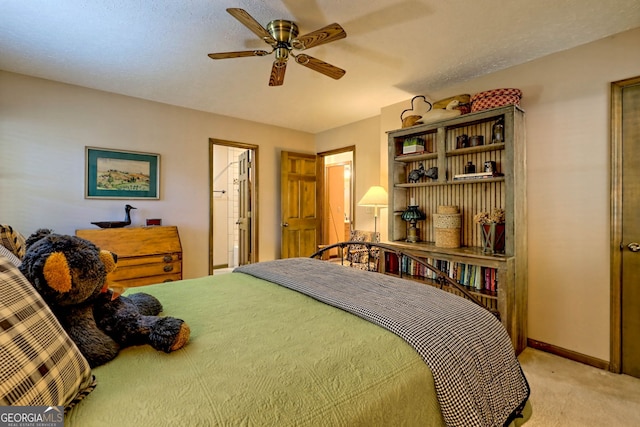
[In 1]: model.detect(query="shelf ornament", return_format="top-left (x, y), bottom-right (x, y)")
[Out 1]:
top-left (401, 205), bottom-right (426, 243)
top-left (407, 164), bottom-right (437, 183)
top-left (474, 208), bottom-right (506, 253)
top-left (400, 95), bottom-right (432, 128)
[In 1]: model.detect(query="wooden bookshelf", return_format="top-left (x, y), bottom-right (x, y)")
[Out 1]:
top-left (386, 105), bottom-right (527, 353)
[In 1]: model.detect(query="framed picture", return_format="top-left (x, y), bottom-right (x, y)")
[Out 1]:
top-left (85, 147), bottom-right (160, 199)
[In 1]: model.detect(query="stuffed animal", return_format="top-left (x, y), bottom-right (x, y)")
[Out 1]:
top-left (19, 229), bottom-right (190, 367)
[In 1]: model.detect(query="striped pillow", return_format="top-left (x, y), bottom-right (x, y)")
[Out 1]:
top-left (0, 254), bottom-right (96, 411)
top-left (0, 245), bottom-right (21, 268)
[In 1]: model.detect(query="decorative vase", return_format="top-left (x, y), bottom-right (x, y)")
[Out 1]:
top-left (481, 223), bottom-right (505, 253)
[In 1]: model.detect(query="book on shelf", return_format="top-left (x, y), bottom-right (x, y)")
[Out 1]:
top-left (384, 252), bottom-right (399, 274)
top-left (392, 253), bottom-right (498, 294)
top-left (453, 172), bottom-right (504, 181)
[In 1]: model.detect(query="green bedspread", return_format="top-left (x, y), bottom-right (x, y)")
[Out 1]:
top-left (66, 272), bottom-right (447, 426)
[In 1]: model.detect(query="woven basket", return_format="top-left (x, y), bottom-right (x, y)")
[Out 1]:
top-left (433, 94), bottom-right (471, 115)
top-left (437, 205), bottom-right (459, 215)
top-left (433, 213), bottom-right (462, 229)
top-left (433, 205), bottom-right (461, 248)
top-left (435, 228), bottom-right (461, 248)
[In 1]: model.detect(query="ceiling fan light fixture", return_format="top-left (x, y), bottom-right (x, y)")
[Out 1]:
top-left (266, 20), bottom-right (299, 43)
top-left (274, 47), bottom-right (289, 65)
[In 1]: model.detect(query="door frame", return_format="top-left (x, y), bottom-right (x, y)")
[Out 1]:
top-left (209, 138), bottom-right (259, 274)
top-left (609, 75), bottom-right (640, 373)
top-left (317, 146), bottom-right (356, 247)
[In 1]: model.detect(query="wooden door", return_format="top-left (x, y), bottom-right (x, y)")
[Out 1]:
top-left (620, 81), bottom-right (640, 377)
top-left (281, 151), bottom-right (320, 258)
top-left (237, 150), bottom-right (251, 265)
top-left (612, 76), bottom-right (640, 376)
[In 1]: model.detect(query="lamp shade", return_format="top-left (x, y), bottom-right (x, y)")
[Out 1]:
top-left (358, 186), bottom-right (388, 207)
top-left (401, 206), bottom-right (426, 221)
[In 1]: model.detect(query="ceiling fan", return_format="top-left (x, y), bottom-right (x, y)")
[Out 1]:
top-left (208, 8), bottom-right (347, 86)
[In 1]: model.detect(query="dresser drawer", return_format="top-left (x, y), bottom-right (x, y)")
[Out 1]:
top-left (110, 256), bottom-right (182, 281)
top-left (109, 272), bottom-right (183, 288)
top-left (114, 253), bottom-right (182, 268)
top-left (76, 226), bottom-right (183, 288)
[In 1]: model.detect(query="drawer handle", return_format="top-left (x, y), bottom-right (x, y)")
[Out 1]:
top-left (163, 255), bottom-right (173, 263)
top-left (164, 265), bottom-right (174, 272)
top-left (163, 279), bottom-right (174, 283)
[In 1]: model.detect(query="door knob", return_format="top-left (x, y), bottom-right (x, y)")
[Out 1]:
top-left (628, 242), bottom-right (640, 252)
top-left (282, 222), bottom-right (289, 227)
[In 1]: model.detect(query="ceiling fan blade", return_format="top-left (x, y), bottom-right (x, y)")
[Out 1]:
top-left (208, 50), bottom-right (270, 60)
top-left (269, 62), bottom-right (287, 86)
top-left (295, 54), bottom-right (346, 80)
top-left (293, 23), bottom-right (346, 50)
top-left (227, 8), bottom-right (277, 46)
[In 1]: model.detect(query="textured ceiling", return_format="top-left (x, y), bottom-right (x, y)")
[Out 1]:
top-left (2, 0), bottom-right (639, 133)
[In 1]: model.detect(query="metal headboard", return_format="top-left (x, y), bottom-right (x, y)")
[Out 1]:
top-left (311, 241), bottom-right (500, 319)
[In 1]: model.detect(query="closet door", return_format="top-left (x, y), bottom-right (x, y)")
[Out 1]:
top-left (620, 81), bottom-right (640, 377)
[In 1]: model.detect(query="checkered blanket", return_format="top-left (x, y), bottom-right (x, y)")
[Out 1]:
top-left (236, 258), bottom-right (529, 427)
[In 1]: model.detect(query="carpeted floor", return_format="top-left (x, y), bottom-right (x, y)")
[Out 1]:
top-left (518, 347), bottom-right (640, 426)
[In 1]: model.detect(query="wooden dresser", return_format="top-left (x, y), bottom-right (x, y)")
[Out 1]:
top-left (76, 226), bottom-right (182, 288)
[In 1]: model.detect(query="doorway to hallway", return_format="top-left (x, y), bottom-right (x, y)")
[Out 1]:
top-left (319, 147), bottom-right (355, 259)
top-left (209, 139), bottom-right (258, 274)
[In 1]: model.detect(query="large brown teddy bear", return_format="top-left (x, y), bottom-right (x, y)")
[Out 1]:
top-left (19, 229), bottom-right (190, 367)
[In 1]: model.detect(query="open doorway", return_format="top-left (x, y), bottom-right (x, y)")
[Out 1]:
top-left (209, 139), bottom-right (258, 274)
top-left (318, 147), bottom-right (355, 259)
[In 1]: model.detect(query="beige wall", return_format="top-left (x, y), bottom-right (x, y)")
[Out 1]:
top-left (0, 71), bottom-right (314, 279)
top-left (375, 28), bottom-right (640, 361)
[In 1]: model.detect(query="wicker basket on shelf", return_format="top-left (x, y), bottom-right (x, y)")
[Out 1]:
top-left (433, 205), bottom-right (461, 248)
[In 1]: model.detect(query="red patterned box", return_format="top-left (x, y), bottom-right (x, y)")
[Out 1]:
top-left (471, 88), bottom-right (522, 112)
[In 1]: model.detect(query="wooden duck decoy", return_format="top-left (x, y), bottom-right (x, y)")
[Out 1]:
top-left (416, 100), bottom-right (462, 124)
top-left (91, 204), bottom-right (137, 228)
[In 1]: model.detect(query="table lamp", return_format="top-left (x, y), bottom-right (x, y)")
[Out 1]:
top-left (401, 205), bottom-right (426, 243)
top-left (358, 186), bottom-right (388, 235)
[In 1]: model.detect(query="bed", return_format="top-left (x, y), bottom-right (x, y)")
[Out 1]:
top-left (1, 251), bottom-right (530, 426)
